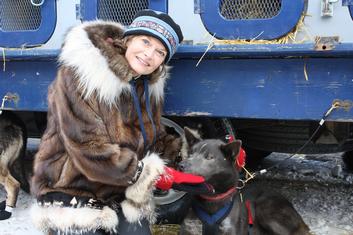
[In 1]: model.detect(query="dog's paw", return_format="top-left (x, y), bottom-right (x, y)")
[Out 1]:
top-left (0, 210), bottom-right (12, 220)
top-left (0, 201), bottom-right (5, 211)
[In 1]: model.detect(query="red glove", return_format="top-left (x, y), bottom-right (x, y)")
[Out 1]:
top-left (155, 167), bottom-right (214, 195)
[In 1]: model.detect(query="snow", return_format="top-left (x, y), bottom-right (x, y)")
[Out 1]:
top-left (0, 190), bottom-right (41, 235)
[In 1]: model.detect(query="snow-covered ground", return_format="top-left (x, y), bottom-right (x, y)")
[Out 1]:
top-left (0, 152), bottom-right (352, 235)
top-left (249, 152), bottom-right (353, 235)
top-left (0, 190), bottom-right (41, 235)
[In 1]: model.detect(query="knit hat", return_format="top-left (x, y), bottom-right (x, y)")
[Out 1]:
top-left (123, 9), bottom-right (183, 63)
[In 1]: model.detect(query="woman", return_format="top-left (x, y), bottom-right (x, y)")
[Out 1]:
top-left (30, 9), bottom-right (211, 235)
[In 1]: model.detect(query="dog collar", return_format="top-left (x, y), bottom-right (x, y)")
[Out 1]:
top-left (199, 186), bottom-right (237, 201)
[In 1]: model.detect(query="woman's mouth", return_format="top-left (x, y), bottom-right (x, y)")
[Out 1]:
top-left (136, 56), bottom-right (149, 66)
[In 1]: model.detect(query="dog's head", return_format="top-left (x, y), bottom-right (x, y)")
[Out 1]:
top-left (178, 127), bottom-right (242, 193)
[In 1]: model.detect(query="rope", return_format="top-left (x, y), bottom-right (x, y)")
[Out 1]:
top-left (247, 100), bottom-right (342, 179)
top-left (196, 33), bottom-right (216, 67)
top-left (2, 48), bottom-right (5, 72)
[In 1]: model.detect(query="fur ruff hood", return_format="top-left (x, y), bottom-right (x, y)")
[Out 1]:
top-left (59, 20), bottom-right (169, 106)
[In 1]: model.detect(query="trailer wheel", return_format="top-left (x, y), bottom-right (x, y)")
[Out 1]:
top-left (342, 151), bottom-right (353, 171)
top-left (153, 117), bottom-right (191, 224)
top-left (154, 188), bottom-right (192, 224)
top-left (243, 147), bottom-right (271, 169)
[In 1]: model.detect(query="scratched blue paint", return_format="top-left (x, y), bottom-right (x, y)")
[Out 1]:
top-left (342, 0), bottom-right (353, 5)
top-left (165, 57), bottom-right (353, 121)
top-left (1, 46), bottom-right (353, 121)
top-left (0, 61), bottom-right (57, 111)
top-left (3, 44), bottom-right (353, 59)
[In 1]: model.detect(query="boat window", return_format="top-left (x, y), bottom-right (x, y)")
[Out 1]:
top-left (81, 0), bottom-right (167, 25)
top-left (0, 0), bottom-right (56, 47)
top-left (196, 0), bottom-right (305, 40)
top-left (220, 0), bottom-right (281, 20)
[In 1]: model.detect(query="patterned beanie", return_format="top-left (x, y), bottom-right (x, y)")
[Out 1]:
top-left (123, 9), bottom-right (183, 63)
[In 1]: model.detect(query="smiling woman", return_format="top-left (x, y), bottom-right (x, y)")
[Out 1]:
top-left (125, 35), bottom-right (167, 75)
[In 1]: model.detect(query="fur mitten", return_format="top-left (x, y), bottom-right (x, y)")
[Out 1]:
top-left (121, 152), bottom-right (165, 223)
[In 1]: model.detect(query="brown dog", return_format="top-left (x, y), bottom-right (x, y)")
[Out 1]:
top-left (0, 111), bottom-right (27, 220)
top-left (178, 127), bottom-right (311, 235)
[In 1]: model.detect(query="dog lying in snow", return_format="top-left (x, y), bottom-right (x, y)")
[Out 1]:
top-left (0, 112), bottom-right (27, 220)
top-left (178, 127), bottom-right (311, 235)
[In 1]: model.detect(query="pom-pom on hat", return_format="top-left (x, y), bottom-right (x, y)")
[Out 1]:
top-left (123, 9), bottom-right (183, 63)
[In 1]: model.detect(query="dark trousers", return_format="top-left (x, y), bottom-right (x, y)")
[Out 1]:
top-left (49, 209), bottom-right (151, 235)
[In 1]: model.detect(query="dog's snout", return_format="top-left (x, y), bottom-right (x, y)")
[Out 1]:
top-left (178, 162), bottom-right (186, 171)
top-left (177, 161), bottom-right (194, 172)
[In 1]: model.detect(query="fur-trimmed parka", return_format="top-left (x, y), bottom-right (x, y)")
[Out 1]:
top-left (30, 21), bottom-right (181, 232)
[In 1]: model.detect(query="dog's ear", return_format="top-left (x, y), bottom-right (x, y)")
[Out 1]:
top-left (183, 127), bottom-right (202, 147)
top-left (220, 140), bottom-right (242, 162)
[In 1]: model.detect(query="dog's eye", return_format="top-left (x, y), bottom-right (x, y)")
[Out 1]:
top-left (206, 154), bottom-right (214, 160)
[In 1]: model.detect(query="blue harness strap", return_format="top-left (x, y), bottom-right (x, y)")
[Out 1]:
top-left (192, 199), bottom-right (234, 235)
top-left (192, 196), bottom-right (255, 235)
top-left (143, 79), bottom-right (156, 146)
top-left (130, 78), bottom-right (156, 151)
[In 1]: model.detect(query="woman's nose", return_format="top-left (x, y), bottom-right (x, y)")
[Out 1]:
top-left (144, 47), bottom-right (154, 58)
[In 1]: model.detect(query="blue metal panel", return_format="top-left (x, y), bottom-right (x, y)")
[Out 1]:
top-left (2, 49), bottom-right (60, 60)
top-left (1, 48), bottom-right (353, 122)
top-left (342, 0), bottom-right (353, 5)
top-left (149, 0), bottom-right (168, 12)
top-left (3, 43), bottom-right (353, 60)
top-left (344, 0), bottom-right (353, 19)
top-left (164, 57), bottom-right (353, 121)
top-left (175, 44), bottom-right (353, 58)
top-left (80, 0), bottom-right (98, 21)
top-left (0, 0), bottom-right (57, 47)
top-left (197, 0), bottom-right (305, 40)
top-left (0, 60), bottom-right (57, 111)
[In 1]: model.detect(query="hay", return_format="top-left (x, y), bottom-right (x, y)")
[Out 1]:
top-left (213, 14), bottom-right (310, 45)
top-left (151, 224), bottom-right (180, 235)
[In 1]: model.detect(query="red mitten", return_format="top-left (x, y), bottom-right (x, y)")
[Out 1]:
top-left (155, 167), bottom-right (214, 195)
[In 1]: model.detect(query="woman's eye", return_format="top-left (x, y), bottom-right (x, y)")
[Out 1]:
top-left (157, 50), bottom-right (165, 57)
top-left (142, 38), bottom-right (150, 45)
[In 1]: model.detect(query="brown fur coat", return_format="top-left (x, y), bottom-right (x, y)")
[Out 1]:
top-left (31, 20), bottom-right (181, 203)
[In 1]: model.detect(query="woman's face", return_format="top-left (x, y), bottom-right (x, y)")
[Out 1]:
top-left (125, 35), bottom-right (167, 75)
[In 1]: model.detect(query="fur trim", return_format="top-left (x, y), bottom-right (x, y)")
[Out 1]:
top-left (121, 198), bottom-right (156, 224)
top-left (148, 66), bottom-right (170, 104)
top-left (59, 20), bottom-right (131, 106)
top-left (121, 152), bottom-right (165, 223)
top-left (125, 153), bottom-right (165, 203)
top-left (30, 203), bottom-right (118, 234)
